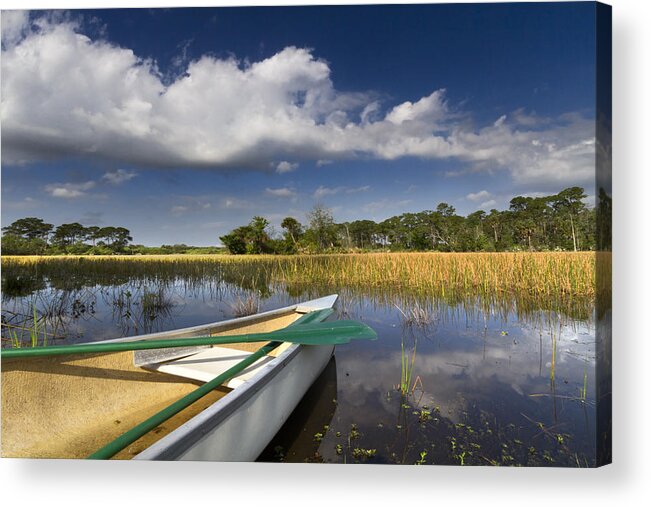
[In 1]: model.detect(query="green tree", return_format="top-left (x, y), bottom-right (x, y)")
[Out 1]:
top-left (111, 227), bottom-right (133, 250)
top-left (462, 210), bottom-right (489, 251)
top-left (2, 217), bottom-right (53, 241)
top-left (281, 217), bottom-right (303, 245)
top-left (509, 197), bottom-right (539, 250)
top-left (52, 223), bottom-right (88, 247)
top-left (416, 203), bottom-right (458, 251)
top-left (0, 234), bottom-right (48, 255)
top-left (484, 209), bottom-right (503, 249)
top-left (378, 216), bottom-right (405, 249)
top-left (306, 205), bottom-right (337, 251)
top-left (85, 226), bottom-right (101, 246)
top-left (280, 217), bottom-right (303, 253)
top-left (348, 220), bottom-right (378, 249)
top-left (400, 212), bottom-right (429, 250)
top-left (214, 185), bottom-right (595, 255)
top-left (220, 226), bottom-right (250, 254)
top-left (247, 216), bottom-right (271, 254)
top-left (96, 227), bottom-right (117, 246)
top-left (550, 187), bottom-right (587, 251)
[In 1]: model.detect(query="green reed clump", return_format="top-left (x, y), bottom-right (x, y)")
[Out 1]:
top-left (230, 293), bottom-right (260, 317)
top-left (399, 336), bottom-right (417, 396)
top-left (1, 302), bottom-right (50, 348)
top-left (141, 287), bottom-right (175, 320)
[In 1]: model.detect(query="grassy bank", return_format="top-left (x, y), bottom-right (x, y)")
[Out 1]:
top-left (2, 252), bottom-right (604, 346)
top-left (2, 251), bottom-right (597, 297)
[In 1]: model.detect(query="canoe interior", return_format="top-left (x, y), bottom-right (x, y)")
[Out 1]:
top-left (1, 310), bottom-right (301, 459)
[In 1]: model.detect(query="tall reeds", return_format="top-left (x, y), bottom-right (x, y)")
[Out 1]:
top-left (2, 252), bottom-right (597, 320)
top-left (2, 252), bottom-right (596, 295)
top-left (272, 252), bottom-right (596, 298)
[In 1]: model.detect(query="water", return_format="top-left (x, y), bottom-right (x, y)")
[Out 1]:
top-left (1, 264), bottom-right (597, 466)
top-left (261, 297), bottom-right (596, 466)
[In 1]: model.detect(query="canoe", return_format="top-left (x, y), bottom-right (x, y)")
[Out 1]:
top-left (1, 294), bottom-right (343, 461)
top-left (258, 356), bottom-right (338, 462)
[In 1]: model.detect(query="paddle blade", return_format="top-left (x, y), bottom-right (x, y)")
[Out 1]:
top-left (269, 320), bottom-right (377, 345)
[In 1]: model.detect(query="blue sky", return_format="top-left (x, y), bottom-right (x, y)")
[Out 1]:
top-left (1, 3), bottom-right (598, 246)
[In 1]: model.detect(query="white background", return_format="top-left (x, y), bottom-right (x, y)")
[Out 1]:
top-left (1, 1), bottom-right (649, 505)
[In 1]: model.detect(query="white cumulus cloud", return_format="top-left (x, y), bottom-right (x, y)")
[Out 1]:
top-left (466, 190), bottom-right (491, 202)
top-left (265, 187), bottom-right (296, 198)
top-left (313, 185), bottom-right (370, 199)
top-left (479, 199), bottom-right (497, 209)
top-left (102, 169), bottom-right (137, 184)
top-left (275, 161), bottom-right (298, 174)
top-left (1, 14), bottom-right (596, 187)
top-left (170, 205), bottom-right (188, 215)
top-left (1, 10), bottom-right (30, 48)
top-left (44, 180), bottom-right (95, 198)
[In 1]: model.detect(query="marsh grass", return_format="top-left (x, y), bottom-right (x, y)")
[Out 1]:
top-left (272, 252), bottom-right (596, 298)
top-left (1, 252), bottom-right (597, 347)
top-left (3, 252), bottom-right (597, 294)
top-left (2, 251), bottom-right (599, 322)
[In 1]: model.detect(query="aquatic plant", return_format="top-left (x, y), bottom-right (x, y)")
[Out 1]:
top-left (351, 447), bottom-right (376, 459)
top-left (395, 301), bottom-right (435, 328)
top-left (141, 287), bottom-right (175, 318)
top-left (230, 293), bottom-right (260, 317)
top-left (418, 409), bottom-right (431, 423)
top-left (398, 335), bottom-right (418, 396)
top-left (1, 302), bottom-right (50, 348)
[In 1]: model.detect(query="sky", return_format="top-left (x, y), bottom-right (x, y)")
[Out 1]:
top-left (0, 3), bottom-right (598, 246)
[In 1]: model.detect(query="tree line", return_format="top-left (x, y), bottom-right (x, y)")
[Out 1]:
top-left (1, 219), bottom-right (134, 255)
top-left (220, 186), bottom-right (602, 254)
top-left (2, 186), bottom-right (608, 256)
top-left (0, 218), bottom-right (229, 255)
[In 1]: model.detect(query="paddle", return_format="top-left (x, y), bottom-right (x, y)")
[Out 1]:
top-left (87, 307), bottom-right (349, 459)
top-left (1, 320), bottom-right (377, 359)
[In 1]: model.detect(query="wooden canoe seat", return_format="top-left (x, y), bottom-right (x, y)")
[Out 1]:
top-left (144, 347), bottom-right (275, 388)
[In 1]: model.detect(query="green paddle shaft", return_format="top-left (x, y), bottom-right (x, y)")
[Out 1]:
top-left (1, 320), bottom-right (377, 359)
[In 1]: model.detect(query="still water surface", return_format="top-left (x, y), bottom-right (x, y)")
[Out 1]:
top-left (1, 268), bottom-right (596, 466)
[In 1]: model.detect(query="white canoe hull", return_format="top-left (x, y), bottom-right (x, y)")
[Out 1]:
top-left (136, 340), bottom-right (333, 461)
top-left (133, 294), bottom-right (338, 461)
top-left (2, 295), bottom-right (339, 460)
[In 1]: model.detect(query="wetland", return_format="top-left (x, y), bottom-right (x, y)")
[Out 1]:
top-left (1, 252), bottom-right (606, 466)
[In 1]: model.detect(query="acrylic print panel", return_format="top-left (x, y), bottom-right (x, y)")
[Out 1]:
top-left (0, 2), bottom-right (611, 466)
